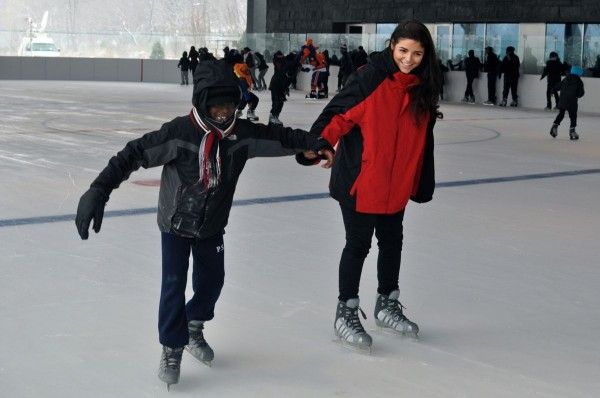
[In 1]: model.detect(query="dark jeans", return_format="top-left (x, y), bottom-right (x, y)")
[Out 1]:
top-left (464, 76), bottom-right (475, 99)
top-left (270, 90), bottom-right (285, 117)
top-left (554, 105), bottom-right (578, 128)
top-left (338, 204), bottom-right (405, 301)
top-left (159, 232), bottom-right (225, 348)
top-left (487, 73), bottom-right (497, 102)
top-left (238, 91), bottom-right (259, 111)
top-left (546, 82), bottom-right (559, 108)
top-left (502, 76), bottom-right (518, 101)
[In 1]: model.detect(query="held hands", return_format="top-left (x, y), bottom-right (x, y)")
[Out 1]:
top-left (75, 187), bottom-right (108, 240)
top-left (302, 149), bottom-right (334, 168)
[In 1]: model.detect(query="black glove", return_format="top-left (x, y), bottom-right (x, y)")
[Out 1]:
top-left (75, 187), bottom-right (108, 240)
top-left (410, 194), bottom-right (433, 204)
top-left (311, 137), bottom-right (335, 157)
top-left (295, 152), bottom-right (320, 166)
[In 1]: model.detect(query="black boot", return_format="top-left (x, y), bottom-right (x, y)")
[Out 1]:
top-left (569, 127), bottom-right (579, 141)
top-left (549, 124), bottom-right (558, 138)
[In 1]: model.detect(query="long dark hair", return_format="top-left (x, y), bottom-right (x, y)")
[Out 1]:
top-left (387, 20), bottom-right (442, 121)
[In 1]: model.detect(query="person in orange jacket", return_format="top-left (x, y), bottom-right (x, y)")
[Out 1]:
top-left (232, 51), bottom-right (260, 121)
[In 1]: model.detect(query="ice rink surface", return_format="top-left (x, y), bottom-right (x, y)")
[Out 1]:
top-left (1, 80), bottom-right (599, 397)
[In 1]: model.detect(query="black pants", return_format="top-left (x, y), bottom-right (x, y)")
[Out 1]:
top-left (554, 105), bottom-right (578, 128)
top-left (546, 82), bottom-right (559, 108)
top-left (270, 90), bottom-right (285, 117)
top-left (502, 76), bottom-right (518, 101)
top-left (338, 204), bottom-right (405, 301)
top-left (338, 73), bottom-right (349, 90)
top-left (464, 76), bottom-right (475, 99)
top-left (159, 232), bottom-right (225, 348)
top-left (238, 91), bottom-right (259, 111)
top-left (487, 73), bottom-right (497, 102)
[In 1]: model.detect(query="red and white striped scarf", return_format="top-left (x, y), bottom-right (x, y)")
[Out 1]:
top-left (189, 107), bottom-right (237, 191)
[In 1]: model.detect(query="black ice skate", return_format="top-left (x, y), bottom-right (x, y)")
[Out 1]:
top-left (334, 298), bottom-right (372, 352)
top-left (158, 346), bottom-right (183, 391)
top-left (509, 100), bottom-right (518, 107)
top-left (549, 123), bottom-right (558, 138)
top-left (269, 113), bottom-right (283, 125)
top-left (186, 320), bottom-right (214, 367)
top-left (569, 127), bottom-right (579, 141)
top-left (374, 290), bottom-right (419, 337)
top-left (246, 109), bottom-right (259, 121)
top-left (499, 98), bottom-right (507, 107)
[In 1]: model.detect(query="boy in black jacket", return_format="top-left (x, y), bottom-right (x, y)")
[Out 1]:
top-left (550, 65), bottom-right (585, 140)
top-left (75, 60), bottom-right (333, 389)
top-left (541, 52), bottom-right (566, 110)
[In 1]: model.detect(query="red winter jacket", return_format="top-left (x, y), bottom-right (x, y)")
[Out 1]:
top-left (310, 48), bottom-right (436, 214)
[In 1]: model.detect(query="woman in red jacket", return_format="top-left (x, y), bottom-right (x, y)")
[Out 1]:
top-left (304, 20), bottom-right (442, 351)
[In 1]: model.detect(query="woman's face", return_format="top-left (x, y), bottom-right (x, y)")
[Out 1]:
top-left (390, 38), bottom-right (425, 74)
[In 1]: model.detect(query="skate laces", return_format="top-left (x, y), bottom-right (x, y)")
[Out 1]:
top-left (189, 324), bottom-right (208, 347)
top-left (346, 306), bottom-right (367, 333)
top-left (161, 348), bottom-right (182, 369)
top-left (387, 299), bottom-right (408, 321)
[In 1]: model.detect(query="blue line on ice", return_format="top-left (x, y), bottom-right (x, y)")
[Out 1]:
top-left (1, 168), bottom-right (599, 228)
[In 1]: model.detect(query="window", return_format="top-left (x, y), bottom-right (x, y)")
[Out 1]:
top-left (452, 23), bottom-right (485, 67)
top-left (583, 24), bottom-right (600, 70)
top-left (485, 24), bottom-right (519, 57)
top-left (546, 23), bottom-right (583, 67)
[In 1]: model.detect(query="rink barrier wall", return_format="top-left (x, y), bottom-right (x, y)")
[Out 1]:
top-left (1, 56), bottom-right (599, 114)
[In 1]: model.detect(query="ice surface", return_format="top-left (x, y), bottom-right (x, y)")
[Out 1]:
top-left (0, 80), bottom-right (599, 397)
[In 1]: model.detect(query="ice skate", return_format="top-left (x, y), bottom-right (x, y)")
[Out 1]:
top-left (186, 320), bottom-right (214, 367)
top-left (374, 290), bottom-right (419, 338)
top-left (334, 298), bottom-right (373, 353)
top-left (461, 96), bottom-right (469, 103)
top-left (569, 127), bottom-right (579, 141)
top-left (246, 109), bottom-right (259, 121)
top-left (549, 123), bottom-right (558, 138)
top-left (483, 100), bottom-right (495, 106)
top-left (499, 98), bottom-right (507, 107)
top-left (509, 100), bottom-right (518, 107)
top-left (544, 106), bottom-right (551, 111)
top-left (158, 346), bottom-right (183, 391)
top-left (268, 113), bottom-right (283, 125)
top-left (305, 90), bottom-right (317, 100)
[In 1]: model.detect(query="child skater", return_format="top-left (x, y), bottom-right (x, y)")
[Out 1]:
top-left (75, 60), bottom-right (333, 389)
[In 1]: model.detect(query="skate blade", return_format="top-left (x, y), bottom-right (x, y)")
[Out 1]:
top-left (374, 325), bottom-right (419, 340)
top-left (332, 335), bottom-right (373, 355)
top-left (185, 347), bottom-right (213, 368)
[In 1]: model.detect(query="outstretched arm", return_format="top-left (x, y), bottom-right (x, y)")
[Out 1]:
top-left (76, 121), bottom-right (179, 239)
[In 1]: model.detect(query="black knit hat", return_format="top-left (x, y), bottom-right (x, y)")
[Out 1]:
top-left (205, 86), bottom-right (241, 107)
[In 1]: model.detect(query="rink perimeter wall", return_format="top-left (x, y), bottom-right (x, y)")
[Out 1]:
top-left (1, 56), bottom-right (599, 114)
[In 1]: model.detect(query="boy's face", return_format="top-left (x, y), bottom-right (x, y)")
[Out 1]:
top-left (208, 103), bottom-right (236, 123)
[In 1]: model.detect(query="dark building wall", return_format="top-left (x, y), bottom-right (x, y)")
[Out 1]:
top-left (265, 0), bottom-right (600, 33)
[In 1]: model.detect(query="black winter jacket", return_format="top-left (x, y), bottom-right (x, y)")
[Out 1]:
top-left (499, 54), bottom-right (520, 78)
top-left (90, 117), bottom-right (317, 239)
top-left (91, 60), bottom-right (318, 239)
top-left (555, 74), bottom-right (585, 109)
top-left (483, 52), bottom-right (499, 75)
top-left (541, 59), bottom-right (565, 85)
top-left (464, 55), bottom-right (481, 79)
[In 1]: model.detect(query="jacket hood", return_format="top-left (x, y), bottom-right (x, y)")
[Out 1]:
top-left (369, 47), bottom-right (399, 76)
top-left (192, 60), bottom-right (242, 116)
